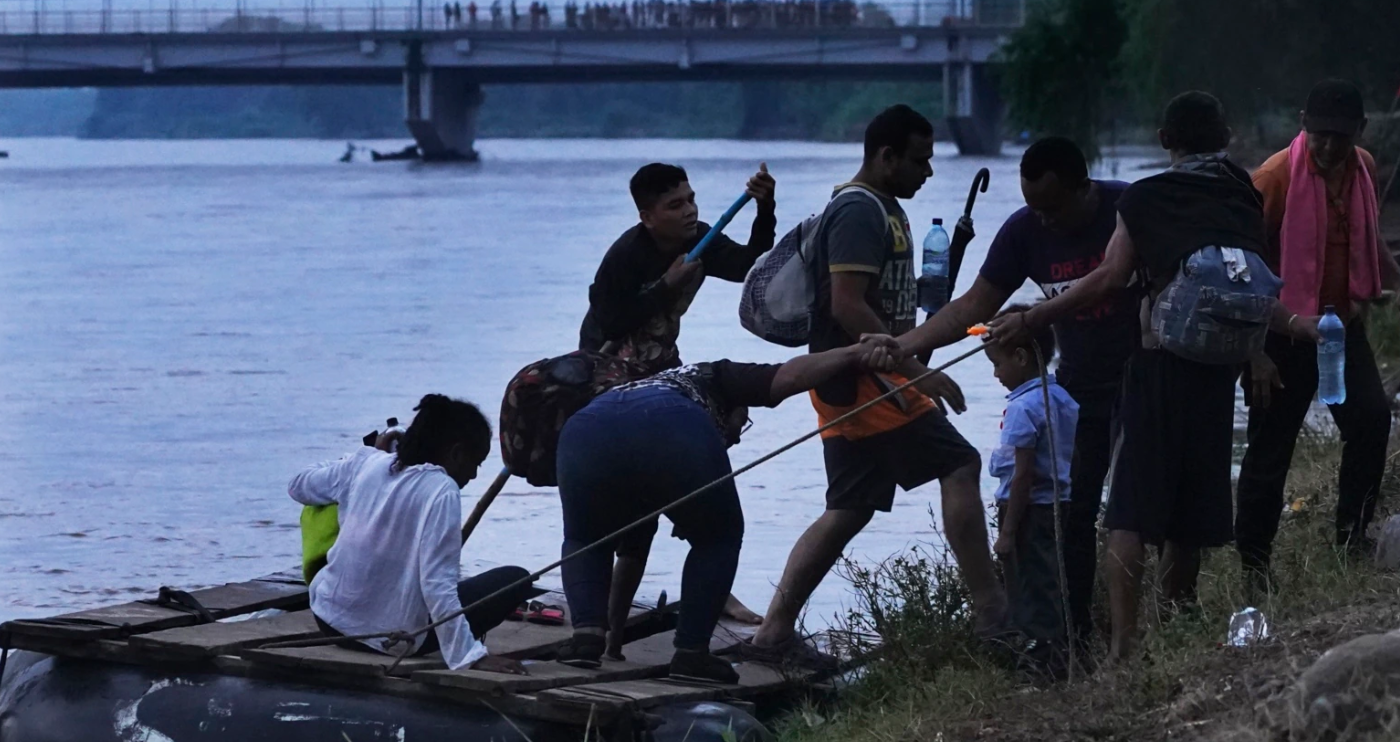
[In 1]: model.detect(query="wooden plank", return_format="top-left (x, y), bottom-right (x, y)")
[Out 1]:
top-left (413, 629), bottom-right (681, 694)
top-left (484, 600), bottom-right (662, 660)
top-left (537, 677), bottom-right (729, 712)
top-left (1, 572), bottom-right (309, 642)
top-left (241, 644), bottom-right (445, 678)
top-left (482, 618), bottom-right (575, 659)
top-left (129, 610), bottom-right (321, 661)
top-left (184, 577), bottom-right (308, 615)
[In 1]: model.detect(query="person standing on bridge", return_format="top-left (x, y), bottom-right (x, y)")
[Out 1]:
top-left (895, 137), bottom-right (1137, 653)
top-left (578, 162), bottom-right (777, 373)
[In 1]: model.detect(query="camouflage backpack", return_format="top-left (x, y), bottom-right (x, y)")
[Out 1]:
top-left (500, 350), bottom-right (650, 487)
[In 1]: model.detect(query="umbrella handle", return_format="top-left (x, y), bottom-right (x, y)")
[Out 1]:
top-left (963, 168), bottom-right (990, 218)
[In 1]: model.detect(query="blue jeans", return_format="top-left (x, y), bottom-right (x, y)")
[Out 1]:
top-left (556, 386), bottom-right (743, 651)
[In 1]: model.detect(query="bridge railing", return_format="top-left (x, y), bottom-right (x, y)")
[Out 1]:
top-left (0, 0), bottom-right (1021, 34)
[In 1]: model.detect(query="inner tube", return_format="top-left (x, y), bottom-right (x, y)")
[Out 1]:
top-left (0, 651), bottom-right (770, 742)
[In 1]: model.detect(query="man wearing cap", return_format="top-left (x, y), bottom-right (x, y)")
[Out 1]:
top-left (1236, 79), bottom-right (1400, 584)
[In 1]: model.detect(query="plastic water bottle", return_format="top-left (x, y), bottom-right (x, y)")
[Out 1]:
top-left (1226, 607), bottom-right (1270, 647)
top-left (384, 417), bottom-right (406, 453)
top-left (918, 218), bottom-right (950, 316)
top-left (1317, 306), bottom-right (1346, 405)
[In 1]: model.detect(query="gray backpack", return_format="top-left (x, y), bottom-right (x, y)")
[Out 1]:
top-left (738, 186), bottom-right (887, 347)
top-left (1150, 246), bottom-right (1282, 364)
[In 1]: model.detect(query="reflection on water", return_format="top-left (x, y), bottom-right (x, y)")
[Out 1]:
top-left (0, 137), bottom-right (1151, 624)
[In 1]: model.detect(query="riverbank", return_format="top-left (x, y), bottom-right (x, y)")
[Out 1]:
top-left (778, 309), bottom-right (1400, 742)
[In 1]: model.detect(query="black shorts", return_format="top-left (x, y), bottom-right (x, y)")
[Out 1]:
top-left (1102, 350), bottom-right (1237, 547)
top-left (822, 410), bottom-right (979, 512)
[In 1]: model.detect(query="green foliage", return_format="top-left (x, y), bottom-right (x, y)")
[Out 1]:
top-left (1004, 0), bottom-right (1400, 155)
top-left (997, 0), bottom-right (1126, 160)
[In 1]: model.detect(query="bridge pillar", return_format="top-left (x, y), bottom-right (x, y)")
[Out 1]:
top-left (403, 69), bottom-right (483, 162)
top-left (943, 62), bottom-right (1003, 156)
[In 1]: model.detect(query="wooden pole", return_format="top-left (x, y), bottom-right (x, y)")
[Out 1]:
top-left (461, 466), bottom-right (511, 544)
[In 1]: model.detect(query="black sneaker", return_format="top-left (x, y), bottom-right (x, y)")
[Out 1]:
top-left (669, 649), bottom-right (739, 684)
top-left (556, 633), bottom-right (605, 669)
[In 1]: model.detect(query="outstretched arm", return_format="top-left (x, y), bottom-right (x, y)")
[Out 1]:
top-left (768, 336), bottom-right (900, 402)
top-left (990, 214), bottom-right (1137, 345)
top-left (898, 276), bottom-right (1013, 358)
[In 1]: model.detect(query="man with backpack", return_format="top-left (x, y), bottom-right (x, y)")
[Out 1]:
top-left (745, 104), bottom-right (1008, 663)
top-left (578, 162), bottom-right (776, 373)
top-left (989, 91), bottom-right (1323, 662)
top-left (1235, 79), bottom-right (1399, 584)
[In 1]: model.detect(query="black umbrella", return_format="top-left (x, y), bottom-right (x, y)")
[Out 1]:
top-left (947, 167), bottom-right (990, 293)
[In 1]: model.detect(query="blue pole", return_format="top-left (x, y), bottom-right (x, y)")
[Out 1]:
top-left (685, 193), bottom-right (752, 262)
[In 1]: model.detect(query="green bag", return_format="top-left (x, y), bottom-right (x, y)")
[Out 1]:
top-left (300, 504), bottom-right (340, 584)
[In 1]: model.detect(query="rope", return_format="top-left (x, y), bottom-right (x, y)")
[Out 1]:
top-left (259, 342), bottom-right (991, 673)
top-left (1033, 343), bottom-right (1075, 683)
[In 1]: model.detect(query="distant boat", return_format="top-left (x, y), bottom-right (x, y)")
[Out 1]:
top-left (370, 145), bottom-right (421, 162)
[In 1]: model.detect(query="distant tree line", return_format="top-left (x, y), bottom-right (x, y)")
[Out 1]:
top-left (999, 0), bottom-right (1400, 161)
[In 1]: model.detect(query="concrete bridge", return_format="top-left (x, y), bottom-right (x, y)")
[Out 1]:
top-left (0, 0), bottom-right (1023, 158)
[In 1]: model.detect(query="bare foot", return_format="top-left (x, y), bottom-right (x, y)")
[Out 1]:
top-left (722, 594), bottom-right (764, 625)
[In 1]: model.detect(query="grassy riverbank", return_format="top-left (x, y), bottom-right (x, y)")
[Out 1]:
top-left (777, 307), bottom-right (1400, 742)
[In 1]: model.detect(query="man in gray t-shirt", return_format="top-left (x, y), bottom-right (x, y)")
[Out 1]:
top-left (745, 106), bottom-right (1007, 665)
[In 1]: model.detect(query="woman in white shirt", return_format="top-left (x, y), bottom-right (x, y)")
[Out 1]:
top-left (289, 394), bottom-right (531, 674)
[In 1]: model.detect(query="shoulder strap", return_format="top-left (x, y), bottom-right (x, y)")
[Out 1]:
top-left (832, 184), bottom-right (891, 234)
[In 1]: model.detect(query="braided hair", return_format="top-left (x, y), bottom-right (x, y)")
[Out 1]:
top-left (392, 394), bottom-right (492, 474)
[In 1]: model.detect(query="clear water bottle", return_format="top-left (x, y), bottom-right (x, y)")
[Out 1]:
top-left (1317, 306), bottom-right (1346, 405)
top-left (918, 218), bottom-right (950, 316)
top-left (384, 417), bottom-right (406, 453)
top-left (1226, 607), bottom-right (1270, 647)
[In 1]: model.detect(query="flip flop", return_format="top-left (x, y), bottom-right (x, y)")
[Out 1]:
top-left (525, 601), bottom-right (566, 626)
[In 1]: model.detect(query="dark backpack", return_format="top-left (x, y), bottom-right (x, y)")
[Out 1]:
top-left (499, 350), bottom-right (650, 487)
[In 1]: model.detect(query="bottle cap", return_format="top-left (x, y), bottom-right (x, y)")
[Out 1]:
top-left (1323, 305), bottom-right (1335, 313)
top-left (387, 417), bottom-right (399, 427)
top-left (931, 218), bottom-right (943, 226)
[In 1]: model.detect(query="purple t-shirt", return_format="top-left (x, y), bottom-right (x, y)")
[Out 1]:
top-left (979, 180), bottom-right (1139, 390)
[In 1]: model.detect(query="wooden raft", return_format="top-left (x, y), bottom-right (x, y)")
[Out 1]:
top-left (1, 576), bottom-right (820, 728)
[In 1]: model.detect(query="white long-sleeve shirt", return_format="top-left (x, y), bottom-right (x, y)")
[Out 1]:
top-left (288, 447), bottom-right (488, 670)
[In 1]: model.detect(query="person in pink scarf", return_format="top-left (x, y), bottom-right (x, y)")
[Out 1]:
top-left (1236, 79), bottom-right (1400, 589)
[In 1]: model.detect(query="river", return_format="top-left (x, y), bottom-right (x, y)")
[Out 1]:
top-left (0, 136), bottom-right (1152, 627)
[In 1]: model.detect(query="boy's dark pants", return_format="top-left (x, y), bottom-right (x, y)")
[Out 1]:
top-left (998, 503), bottom-right (1068, 651)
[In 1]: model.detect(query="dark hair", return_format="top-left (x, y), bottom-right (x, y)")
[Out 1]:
top-left (1162, 91), bottom-right (1231, 155)
top-left (629, 163), bottom-right (688, 211)
top-left (1020, 137), bottom-right (1089, 185)
top-left (392, 394), bottom-right (492, 473)
top-left (994, 303), bottom-right (1056, 366)
top-left (863, 104), bottom-right (935, 162)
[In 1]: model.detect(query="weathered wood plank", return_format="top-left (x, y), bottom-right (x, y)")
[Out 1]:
top-left (129, 610), bottom-right (321, 661)
top-left (241, 644), bottom-right (445, 677)
top-left (1, 571), bottom-right (309, 642)
top-left (184, 577), bottom-right (308, 615)
top-left (537, 677), bottom-right (730, 712)
top-left (413, 629), bottom-right (681, 694)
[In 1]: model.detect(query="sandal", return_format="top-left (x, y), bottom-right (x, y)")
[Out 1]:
top-left (525, 600), bottom-right (566, 626)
